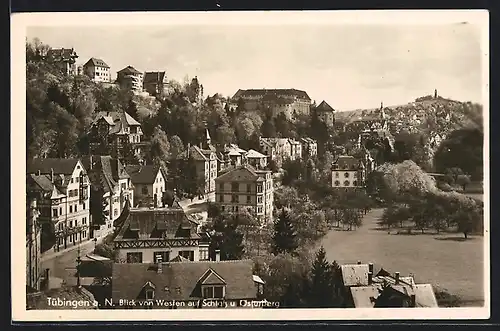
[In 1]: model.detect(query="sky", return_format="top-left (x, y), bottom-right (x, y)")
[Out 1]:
top-left (27, 23), bottom-right (484, 111)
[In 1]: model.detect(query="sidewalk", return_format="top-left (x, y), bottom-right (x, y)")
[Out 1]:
top-left (41, 236), bottom-right (105, 263)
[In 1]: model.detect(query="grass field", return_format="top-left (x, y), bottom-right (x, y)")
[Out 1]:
top-left (320, 209), bottom-right (485, 307)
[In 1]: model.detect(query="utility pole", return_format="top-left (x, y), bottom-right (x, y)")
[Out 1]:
top-left (76, 244), bottom-right (82, 287)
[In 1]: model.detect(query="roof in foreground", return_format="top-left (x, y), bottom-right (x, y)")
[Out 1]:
top-left (112, 260), bottom-right (258, 301)
top-left (84, 57), bottom-right (110, 68)
top-left (27, 158), bottom-right (81, 175)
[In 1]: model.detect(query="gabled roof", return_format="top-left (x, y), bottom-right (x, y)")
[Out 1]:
top-left (143, 71), bottom-right (166, 83)
top-left (84, 57), bottom-right (110, 68)
top-left (332, 155), bottom-right (363, 170)
top-left (245, 149), bottom-right (266, 158)
top-left (198, 268), bottom-right (227, 285)
top-left (27, 158), bottom-right (81, 175)
top-left (112, 260), bottom-right (257, 301)
top-left (316, 100), bottom-right (335, 112)
top-left (118, 66), bottom-right (142, 75)
top-left (94, 111), bottom-right (141, 128)
top-left (81, 156), bottom-right (129, 193)
top-left (125, 165), bottom-right (163, 185)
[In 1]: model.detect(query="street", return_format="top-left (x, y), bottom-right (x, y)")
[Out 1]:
top-left (41, 239), bottom-right (99, 285)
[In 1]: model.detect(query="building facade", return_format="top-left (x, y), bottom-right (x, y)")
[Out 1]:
top-left (331, 155), bottom-right (365, 189)
top-left (289, 139), bottom-right (302, 161)
top-left (26, 197), bottom-right (42, 292)
top-left (215, 165), bottom-right (274, 222)
top-left (83, 58), bottom-right (111, 83)
top-left (113, 200), bottom-right (209, 264)
top-left (245, 149), bottom-right (268, 169)
top-left (88, 111), bottom-right (145, 162)
top-left (143, 71), bottom-right (168, 96)
top-left (125, 164), bottom-right (167, 208)
top-left (27, 159), bottom-right (91, 252)
top-left (117, 66), bottom-right (144, 93)
top-left (300, 137), bottom-right (318, 158)
top-left (231, 88), bottom-right (311, 120)
top-left (81, 155), bottom-right (134, 238)
top-left (315, 100), bottom-right (336, 127)
top-left (45, 48), bottom-right (79, 75)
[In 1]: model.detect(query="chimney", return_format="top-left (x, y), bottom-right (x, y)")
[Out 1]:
top-left (368, 272), bottom-right (373, 285)
top-left (395, 272), bottom-right (400, 285)
top-left (215, 249), bottom-right (221, 262)
top-left (50, 168), bottom-right (54, 183)
top-left (357, 260), bottom-right (361, 265)
top-left (37, 170), bottom-right (41, 176)
top-left (369, 263), bottom-right (374, 274)
top-left (410, 294), bottom-right (416, 307)
top-left (156, 255), bottom-right (163, 273)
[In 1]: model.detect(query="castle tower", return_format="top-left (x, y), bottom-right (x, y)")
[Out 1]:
top-left (434, 89), bottom-right (438, 98)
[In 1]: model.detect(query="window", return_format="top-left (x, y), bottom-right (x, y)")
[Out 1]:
top-left (69, 220), bottom-right (73, 227)
top-left (121, 183), bottom-right (126, 190)
top-left (335, 172), bottom-right (339, 178)
top-left (76, 177), bottom-right (79, 183)
top-left (145, 289), bottom-right (155, 300)
top-left (179, 251), bottom-right (194, 261)
top-left (257, 196), bottom-right (263, 204)
top-left (52, 209), bottom-right (58, 217)
top-left (221, 206), bottom-right (225, 212)
top-left (219, 183), bottom-right (224, 191)
top-left (59, 207), bottom-right (63, 215)
top-left (353, 180), bottom-right (358, 186)
top-left (126, 252), bottom-right (143, 263)
top-left (71, 178), bottom-right (74, 184)
top-left (257, 207), bottom-right (263, 213)
top-left (257, 185), bottom-right (263, 193)
top-left (231, 182), bottom-right (239, 192)
top-left (82, 217), bottom-right (87, 225)
top-left (344, 180), bottom-right (350, 186)
top-left (75, 205), bottom-right (78, 212)
top-left (246, 195), bottom-right (251, 203)
top-left (75, 220), bottom-right (78, 227)
top-left (219, 194), bottom-right (224, 202)
top-left (200, 247), bottom-right (210, 261)
top-left (231, 195), bottom-right (238, 203)
top-left (344, 172), bottom-right (350, 178)
top-left (83, 202), bottom-right (86, 210)
top-left (114, 209), bottom-right (118, 216)
top-left (69, 206), bottom-right (73, 213)
top-left (203, 286), bottom-right (225, 299)
top-left (142, 186), bottom-right (148, 195)
top-left (246, 184), bottom-right (251, 193)
top-left (153, 251), bottom-right (170, 263)
top-left (334, 180), bottom-right (340, 186)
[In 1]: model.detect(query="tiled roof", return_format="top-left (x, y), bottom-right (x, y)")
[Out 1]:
top-left (84, 57), bottom-right (110, 68)
top-left (118, 65), bottom-right (142, 74)
top-left (232, 88), bottom-right (311, 101)
top-left (246, 149), bottom-right (266, 158)
top-left (46, 48), bottom-right (78, 62)
top-left (316, 100), bottom-right (335, 112)
top-left (143, 71), bottom-right (166, 83)
top-left (125, 165), bottom-right (162, 185)
top-left (341, 264), bottom-right (370, 287)
top-left (114, 206), bottom-right (200, 240)
top-left (215, 165), bottom-right (264, 182)
top-left (27, 158), bottom-right (80, 175)
top-left (81, 156), bottom-right (129, 193)
top-left (349, 286), bottom-right (381, 308)
top-left (332, 156), bottom-right (363, 170)
top-left (27, 174), bottom-right (55, 192)
top-left (112, 260), bottom-right (258, 301)
top-left (26, 286), bottom-right (97, 310)
top-left (414, 284), bottom-right (439, 307)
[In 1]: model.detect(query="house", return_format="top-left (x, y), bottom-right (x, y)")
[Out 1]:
top-left (340, 261), bottom-right (438, 308)
top-left (83, 57), bottom-right (111, 83)
top-left (184, 128), bottom-right (218, 202)
top-left (88, 111), bottom-right (145, 162)
top-left (81, 155), bottom-right (134, 238)
top-left (300, 137), bottom-right (318, 158)
top-left (26, 197), bottom-right (43, 292)
top-left (259, 137), bottom-right (293, 166)
top-left (288, 139), bottom-right (302, 161)
top-left (111, 258), bottom-right (264, 309)
top-left (45, 47), bottom-right (78, 75)
top-left (143, 71), bottom-right (168, 96)
top-left (245, 149), bottom-right (268, 169)
top-left (221, 144), bottom-right (247, 168)
top-left (26, 158), bottom-right (91, 253)
top-left (331, 155), bottom-right (365, 189)
top-left (231, 88), bottom-right (311, 120)
top-left (315, 100), bottom-right (336, 127)
top-left (112, 199), bottom-right (209, 264)
top-left (125, 164), bottom-right (167, 208)
top-left (117, 66), bottom-right (144, 92)
top-left (215, 164), bottom-right (273, 223)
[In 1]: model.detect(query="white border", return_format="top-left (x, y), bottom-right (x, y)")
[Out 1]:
top-left (11, 10), bottom-right (490, 322)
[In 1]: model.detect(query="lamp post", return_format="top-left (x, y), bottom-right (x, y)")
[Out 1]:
top-left (76, 245), bottom-right (82, 287)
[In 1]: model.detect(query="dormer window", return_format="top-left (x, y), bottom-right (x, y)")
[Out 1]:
top-left (141, 281), bottom-right (156, 300)
top-left (145, 289), bottom-right (154, 300)
top-left (199, 268), bottom-right (227, 299)
top-left (203, 285), bottom-right (225, 299)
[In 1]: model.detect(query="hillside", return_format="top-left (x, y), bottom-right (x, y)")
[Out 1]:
top-left (335, 96), bottom-right (483, 138)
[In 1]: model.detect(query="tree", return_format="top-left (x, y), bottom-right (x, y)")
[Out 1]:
top-left (308, 246), bottom-right (337, 307)
top-left (148, 126), bottom-right (170, 164)
top-left (341, 208), bottom-right (363, 231)
top-left (90, 186), bottom-right (109, 228)
top-left (456, 174), bottom-right (471, 191)
top-left (271, 208), bottom-right (299, 255)
top-left (451, 201), bottom-right (482, 239)
top-left (381, 204), bottom-right (410, 230)
top-left (434, 128), bottom-right (483, 180)
top-left (207, 213), bottom-right (245, 260)
top-left (168, 135), bottom-right (185, 160)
